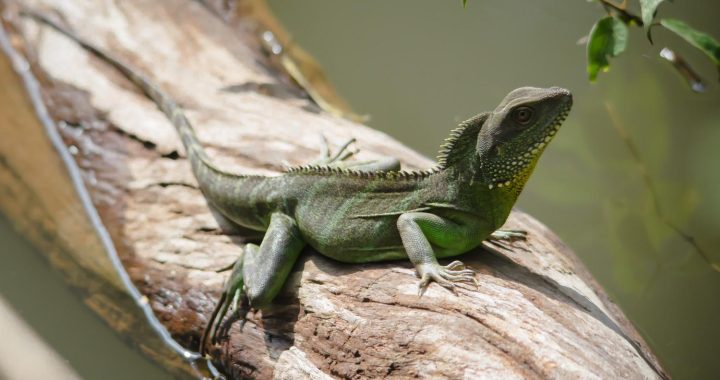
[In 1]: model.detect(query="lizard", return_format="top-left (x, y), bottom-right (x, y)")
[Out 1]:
top-left (28, 12), bottom-right (572, 357)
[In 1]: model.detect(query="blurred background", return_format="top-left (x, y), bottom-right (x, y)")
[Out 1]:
top-left (267, 0), bottom-right (719, 379)
top-left (0, 0), bottom-right (718, 379)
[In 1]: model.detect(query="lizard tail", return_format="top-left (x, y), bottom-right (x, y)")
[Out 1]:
top-left (26, 10), bottom-right (228, 180)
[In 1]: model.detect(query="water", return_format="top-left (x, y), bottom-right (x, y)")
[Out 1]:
top-left (268, 1), bottom-right (720, 379)
top-left (0, 215), bottom-right (173, 380)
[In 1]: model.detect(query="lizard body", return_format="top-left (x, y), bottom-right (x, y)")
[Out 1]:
top-left (30, 13), bottom-right (572, 356)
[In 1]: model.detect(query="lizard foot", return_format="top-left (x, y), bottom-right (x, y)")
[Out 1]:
top-left (489, 229), bottom-right (527, 242)
top-left (200, 259), bottom-right (245, 357)
top-left (417, 260), bottom-right (478, 296)
top-left (312, 134), bottom-right (358, 166)
top-left (306, 135), bottom-right (401, 172)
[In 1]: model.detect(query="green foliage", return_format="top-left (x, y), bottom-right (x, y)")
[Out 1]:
top-left (590, 1), bottom-right (720, 85)
top-left (661, 19), bottom-right (720, 67)
top-left (587, 17), bottom-right (629, 81)
top-left (462, 0), bottom-right (720, 87)
top-left (640, 0), bottom-right (665, 36)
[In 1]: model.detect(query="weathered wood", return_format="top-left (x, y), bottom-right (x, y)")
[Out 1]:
top-left (0, 0), bottom-right (668, 379)
top-left (0, 7), bottom-right (197, 377)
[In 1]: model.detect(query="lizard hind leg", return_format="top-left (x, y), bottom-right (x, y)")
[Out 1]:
top-left (201, 212), bottom-right (305, 354)
top-left (242, 212), bottom-right (305, 308)
top-left (200, 254), bottom-right (245, 356)
top-left (310, 135), bottom-right (401, 172)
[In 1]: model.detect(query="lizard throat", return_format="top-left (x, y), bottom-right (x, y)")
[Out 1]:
top-left (484, 103), bottom-right (570, 190)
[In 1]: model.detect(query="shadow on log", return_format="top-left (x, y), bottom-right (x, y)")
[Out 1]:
top-left (0, 0), bottom-right (668, 379)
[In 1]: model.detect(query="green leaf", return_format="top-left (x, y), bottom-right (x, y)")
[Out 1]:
top-left (587, 16), bottom-right (629, 81)
top-left (661, 18), bottom-right (720, 65)
top-left (640, 0), bottom-right (665, 35)
top-left (462, 0), bottom-right (468, 8)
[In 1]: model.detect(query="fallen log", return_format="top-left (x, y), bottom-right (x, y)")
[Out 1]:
top-left (0, 0), bottom-right (668, 378)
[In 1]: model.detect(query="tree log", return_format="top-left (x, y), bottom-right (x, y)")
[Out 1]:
top-left (0, 0), bottom-right (668, 379)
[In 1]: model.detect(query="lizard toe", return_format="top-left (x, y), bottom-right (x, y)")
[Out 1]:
top-left (442, 272), bottom-right (476, 284)
top-left (417, 273), bottom-right (432, 296)
top-left (433, 276), bottom-right (458, 295)
top-left (490, 229), bottom-right (528, 242)
top-left (445, 260), bottom-right (466, 270)
top-left (416, 262), bottom-right (471, 296)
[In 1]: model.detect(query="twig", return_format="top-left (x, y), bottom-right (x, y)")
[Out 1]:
top-left (604, 102), bottom-right (718, 272)
top-left (597, 0), bottom-right (644, 26)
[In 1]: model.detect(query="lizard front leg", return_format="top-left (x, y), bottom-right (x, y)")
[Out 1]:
top-left (397, 212), bottom-right (478, 295)
top-left (200, 212), bottom-right (305, 355)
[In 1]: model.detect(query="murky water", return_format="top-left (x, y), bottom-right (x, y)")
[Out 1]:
top-left (0, 215), bottom-right (173, 380)
top-left (268, 1), bottom-right (720, 379)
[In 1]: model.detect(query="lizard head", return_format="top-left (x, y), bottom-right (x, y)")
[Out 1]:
top-left (476, 86), bottom-right (572, 191)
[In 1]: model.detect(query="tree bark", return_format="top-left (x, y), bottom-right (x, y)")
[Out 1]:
top-left (0, 0), bottom-right (668, 379)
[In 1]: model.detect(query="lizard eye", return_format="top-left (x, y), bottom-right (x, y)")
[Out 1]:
top-left (513, 106), bottom-right (534, 125)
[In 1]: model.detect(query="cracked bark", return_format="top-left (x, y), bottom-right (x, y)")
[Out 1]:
top-left (0, 0), bottom-right (669, 379)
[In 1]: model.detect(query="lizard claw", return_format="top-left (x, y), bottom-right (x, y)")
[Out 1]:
top-left (200, 291), bottom-right (227, 357)
top-left (416, 261), bottom-right (477, 296)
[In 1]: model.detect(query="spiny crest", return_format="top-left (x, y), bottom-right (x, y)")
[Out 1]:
top-left (436, 125), bottom-right (467, 168)
top-left (284, 164), bottom-right (439, 180)
top-left (436, 112), bottom-right (488, 169)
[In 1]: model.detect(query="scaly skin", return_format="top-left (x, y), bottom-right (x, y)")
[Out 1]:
top-left (31, 12), bottom-right (572, 356)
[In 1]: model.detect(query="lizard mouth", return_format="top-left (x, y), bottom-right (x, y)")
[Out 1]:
top-left (520, 100), bottom-right (571, 160)
top-left (538, 100), bottom-right (572, 145)
top-left (526, 96), bottom-right (573, 154)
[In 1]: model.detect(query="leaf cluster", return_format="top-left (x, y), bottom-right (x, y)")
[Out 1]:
top-left (462, 0), bottom-right (720, 86)
top-left (587, 0), bottom-right (719, 82)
